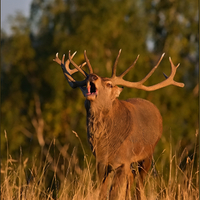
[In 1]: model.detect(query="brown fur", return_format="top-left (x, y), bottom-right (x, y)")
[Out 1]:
top-left (85, 74), bottom-right (162, 200)
top-left (53, 51), bottom-right (183, 200)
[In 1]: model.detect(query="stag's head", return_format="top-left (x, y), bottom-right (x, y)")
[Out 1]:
top-left (86, 73), bottom-right (123, 104)
top-left (53, 50), bottom-right (184, 109)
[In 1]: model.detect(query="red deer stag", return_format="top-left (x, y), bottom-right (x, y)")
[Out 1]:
top-left (53, 50), bottom-right (184, 200)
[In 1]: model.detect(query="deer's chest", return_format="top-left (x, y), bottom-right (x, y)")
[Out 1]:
top-left (87, 107), bottom-right (132, 161)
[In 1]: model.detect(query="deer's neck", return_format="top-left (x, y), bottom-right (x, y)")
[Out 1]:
top-left (85, 99), bottom-right (133, 161)
top-left (84, 99), bottom-right (113, 152)
top-left (86, 100), bottom-right (112, 135)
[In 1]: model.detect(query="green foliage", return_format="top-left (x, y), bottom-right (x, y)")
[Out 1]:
top-left (1, 0), bottom-right (198, 192)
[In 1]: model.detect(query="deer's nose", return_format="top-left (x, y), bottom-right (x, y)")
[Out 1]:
top-left (89, 74), bottom-right (98, 81)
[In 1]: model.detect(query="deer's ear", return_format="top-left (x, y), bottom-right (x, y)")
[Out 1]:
top-left (113, 86), bottom-right (123, 98)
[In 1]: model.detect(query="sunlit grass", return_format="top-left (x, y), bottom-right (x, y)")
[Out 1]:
top-left (1, 130), bottom-right (199, 200)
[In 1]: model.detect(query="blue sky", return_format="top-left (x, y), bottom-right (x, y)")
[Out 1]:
top-left (1, 0), bottom-right (32, 33)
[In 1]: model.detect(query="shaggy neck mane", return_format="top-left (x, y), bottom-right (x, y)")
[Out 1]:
top-left (86, 99), bottom-right (133, 162)
top-left (86, 99), bottom-right (113, 152)
top-left (88, 102), bottom-right (111, 138)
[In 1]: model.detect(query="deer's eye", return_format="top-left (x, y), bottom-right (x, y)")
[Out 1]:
top-left (106, 83), bottom-right (113, 88)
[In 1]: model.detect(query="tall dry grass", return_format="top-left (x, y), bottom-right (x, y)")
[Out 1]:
top-left (1, 130), bottom-right (199, 200)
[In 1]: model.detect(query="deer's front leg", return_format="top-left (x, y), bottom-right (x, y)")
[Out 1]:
top-left (109, 164), bottom-right (126, 200)
top-left (98, 162), bottom-right (112, 200)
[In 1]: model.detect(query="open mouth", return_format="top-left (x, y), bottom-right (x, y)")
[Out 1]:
top-left (86, 81), bottom-right (98, 97)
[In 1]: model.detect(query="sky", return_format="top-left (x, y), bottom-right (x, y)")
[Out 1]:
top-left (1, 0), bottom-right (32, 33)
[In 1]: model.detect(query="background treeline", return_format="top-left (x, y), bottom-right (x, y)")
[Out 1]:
top-left (1, 0), bottom-right (198, 192)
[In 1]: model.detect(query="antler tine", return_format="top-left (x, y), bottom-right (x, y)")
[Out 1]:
top-left (65, 52), bottom-right (87, 75)
top-left (68, 50), bottom-right (87, 77)
top-left (64, 51), bottom-right (76, 70)
top-left (112, 49), bottom-right (122, 78)
top-left (84, 50), bottom-right (93, 74)
top-left (53, 52), bottom-right (62, 65)
top-left (109, 53), bottom-right (184, 91)
top-left (53, 52), bottom-right (86, 75)
top-left (119, 54), bottom-right (140, 78)
top-left (168, 57), bottom-right (184, 87)
top-left (53, 52), bottom-right (88, 90)
top-left (139, 53), bottom-right (165, 84)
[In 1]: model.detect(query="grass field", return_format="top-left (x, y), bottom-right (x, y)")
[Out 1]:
top-left (1, 131), bottom-right (199, 200)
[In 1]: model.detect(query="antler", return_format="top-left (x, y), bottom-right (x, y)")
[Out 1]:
top-left (84, 50), bottom-right (93, 74)
top-left (53, 51), bottom-right (89, 89)
top-left (109, 50), bottom-right (184, 91)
